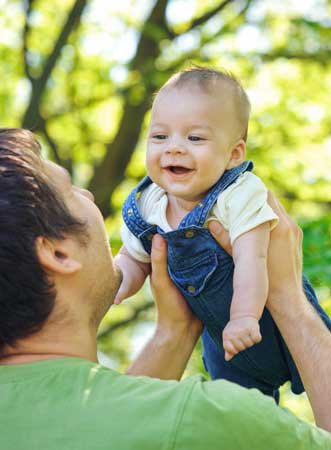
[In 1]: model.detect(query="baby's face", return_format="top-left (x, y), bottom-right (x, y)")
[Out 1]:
top-left (146, 84), bottom-right (240, 203)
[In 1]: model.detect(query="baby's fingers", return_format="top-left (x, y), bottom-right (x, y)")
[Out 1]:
top-left (250, 328), bottom-right (262, 345)
top-left (114, 285), bottom-right (130, 305)
top-left (223, 329), bottom-right (262, 360)
top-left (223, 340), bottom-right (238, 361)
top-left (224, 350), bottom-right (235, 361)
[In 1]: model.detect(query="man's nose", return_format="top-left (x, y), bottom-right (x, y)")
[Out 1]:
top-left (76, 186), bottom-right (95, 202)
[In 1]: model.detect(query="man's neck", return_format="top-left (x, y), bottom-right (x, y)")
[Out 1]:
top-left (0, 326), bottom-right (98, 365)
top-left (0, 353), bottom-right (71, 365)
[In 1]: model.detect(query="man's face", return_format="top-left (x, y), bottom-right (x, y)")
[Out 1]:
top-left (43, 161), bottom-right (121, 326)
top-left (146, 84), bottom-right (239, 203)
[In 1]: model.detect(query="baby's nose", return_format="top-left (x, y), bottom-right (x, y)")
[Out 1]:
top-left (166, 140), bottom-right (186, 154)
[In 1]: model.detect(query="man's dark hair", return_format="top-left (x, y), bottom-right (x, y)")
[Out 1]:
top-left (159, 66), bottom-right (251, 142)
top-left (0, 128), bottom-right (88, 354)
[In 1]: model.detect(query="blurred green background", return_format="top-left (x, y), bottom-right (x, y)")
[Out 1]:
top-left (1, 0), bottom-right (331, 424)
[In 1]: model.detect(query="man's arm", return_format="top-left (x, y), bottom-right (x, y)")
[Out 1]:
top-left (126, 234), bottom-right (202, 380)
top-left (209, 193), bottom-right (331, 432)
top-left (265, 194), bottom-right (331, 432)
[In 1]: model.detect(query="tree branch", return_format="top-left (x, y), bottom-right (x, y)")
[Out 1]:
top-left (88, 0), bottom-right (169, 217)
top-left (97, 302), bottom-right (154, 340)
top-left (22, 0), bottom-right (88, 129)
top-left (165, 0), bottom-right (253, 72)
top-left (258, 50), bottom-right (331, 64)
top-left (165, 0), bottom-right (236, 38)
top-left (22, 0), bottom-right (35, 83)
top-left (88, 0), bottom-right (255, 217)
top-left (39, 0), bottom-right (87, 96)
top-left (42, 87), bottom-right (117, 122)
top-left (186, 0), bottom-right (235, 31)
top-left (39, 119), bottom-right (63, 166)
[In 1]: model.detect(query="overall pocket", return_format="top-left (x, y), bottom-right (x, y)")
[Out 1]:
top-left (168, 252), bottom-right (219, 297)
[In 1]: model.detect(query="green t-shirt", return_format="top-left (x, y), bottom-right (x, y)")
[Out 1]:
top-left (0, 358), bottom-right (329, 449)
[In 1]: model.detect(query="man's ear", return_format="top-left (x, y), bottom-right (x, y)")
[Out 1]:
top-left (226, 139), bottom-right (246, 170)
top-left (35, 236), bottom-right (82, 275)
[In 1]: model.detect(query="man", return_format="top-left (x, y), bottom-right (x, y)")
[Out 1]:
top-left (0, 128), bottom-right (330, 449)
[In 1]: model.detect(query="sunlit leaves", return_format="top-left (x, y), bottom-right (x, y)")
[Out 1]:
top-left (0, 0), bottom-right (330, 423)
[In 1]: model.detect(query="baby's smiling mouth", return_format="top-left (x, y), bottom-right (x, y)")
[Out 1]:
top-left (164, 165), bottom-right (194, 175)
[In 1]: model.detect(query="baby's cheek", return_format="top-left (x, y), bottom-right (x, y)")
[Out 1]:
top-left (146, 155), bottom-right (156, 175)
top-left (146, 162), bottom-right (163, 187)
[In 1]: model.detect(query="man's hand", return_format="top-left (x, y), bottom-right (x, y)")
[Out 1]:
top-left (150, 234), bottom-right (202, 340)
top-left (207, 193), bottom-right (304, 311)
top-left (208, 220), bottom-right (232, 255)
top-left (264, 192), bottom-right (304, 310)
top-left (209, 196), bottom-right (331, 431)
top-left (126, 234), bottom-right (202, 380)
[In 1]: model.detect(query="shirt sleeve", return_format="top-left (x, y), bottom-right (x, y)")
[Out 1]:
top-left (120, 224), bottom-right (151, 263)
top-left (120, 183), bottom-right (165, 264)
top-left (173, 378), bottom-right (331, 450)
top-left (212, 172), bottom-right (279, 245)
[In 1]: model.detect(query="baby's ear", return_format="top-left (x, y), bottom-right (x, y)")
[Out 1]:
top-left (226, 139), bottom-right (246, 169)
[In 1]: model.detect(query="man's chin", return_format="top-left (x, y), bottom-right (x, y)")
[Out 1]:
top-left (92, 263), bottom-right (124, 328)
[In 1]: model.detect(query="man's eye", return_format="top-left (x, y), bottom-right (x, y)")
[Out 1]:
top-left (189, 135), bottom-right (205, 141)
top-left (153, 134), bottom-right (167, 140)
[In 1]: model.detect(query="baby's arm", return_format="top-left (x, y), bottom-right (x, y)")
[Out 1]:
top-left (114, 246), bottom-right (151, 304)
top-left (223, 222), bottom-right (270, 361)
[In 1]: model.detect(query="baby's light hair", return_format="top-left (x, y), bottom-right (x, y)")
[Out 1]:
top-left (157, 66), bottom-right (251, 142)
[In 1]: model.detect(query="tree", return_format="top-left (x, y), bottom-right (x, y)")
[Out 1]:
top-left (1, 0), bottom-right (330, 422)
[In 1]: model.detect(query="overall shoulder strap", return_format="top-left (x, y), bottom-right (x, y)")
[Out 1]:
top-left (180, 160), bottom-right (254, 228)
top-left (122, 176), bottom-right (154, 237)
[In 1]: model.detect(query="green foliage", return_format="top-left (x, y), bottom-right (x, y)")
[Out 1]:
top-left (0, 0), bottom-right (330, 424)
top-left (302, 214), bottom-right (331, 289)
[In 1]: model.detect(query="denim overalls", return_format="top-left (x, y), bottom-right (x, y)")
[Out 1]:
top-left (122, 161), bottom-right (331, 400)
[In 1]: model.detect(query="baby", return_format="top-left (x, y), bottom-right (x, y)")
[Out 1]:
top-left (115, 67), bottom-right (331, 398)
top-left (116, 67), bottom-right (277, 361)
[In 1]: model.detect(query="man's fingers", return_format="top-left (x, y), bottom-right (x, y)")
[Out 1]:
top-left (151, 234), bottom-right (168, 278)
top-left (208, 220), bottom-right (232, 255)
top-left (267, 191), bottom-right (296, 228)
top-left (267, 191), bottom-right (303, 246)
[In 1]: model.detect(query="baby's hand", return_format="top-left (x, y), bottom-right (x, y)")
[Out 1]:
top-left (114, 272), bottom-right (140, 305)
top-left (222, 317), bottom-right (262, 361)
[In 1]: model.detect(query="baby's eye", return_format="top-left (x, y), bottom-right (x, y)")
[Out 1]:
top-left (152, 134), bottom-right (167, 140)
top-left (188, 135), bottom-right (205, 142)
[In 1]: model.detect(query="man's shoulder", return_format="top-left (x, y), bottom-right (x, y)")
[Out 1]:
top-left (67, 358), bottom-right (204, 405)
top-left (87, 361), bottom-right (204, 396)
top-left (0, 358), bottom-right (207, 450)
top-left (2, 359), bottom-right (330, 450)
top-left (175, 378), bottom-right (331, 450)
